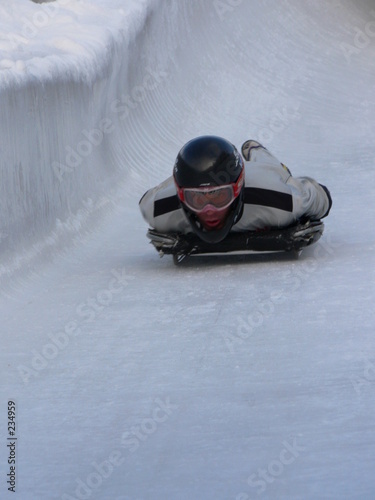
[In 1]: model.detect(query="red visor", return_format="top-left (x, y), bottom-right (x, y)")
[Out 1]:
top-left (177, 169), bottom-right (244, 213)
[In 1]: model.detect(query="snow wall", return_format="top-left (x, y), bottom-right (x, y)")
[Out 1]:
top-left (1, 0), bottom-right (374, 279)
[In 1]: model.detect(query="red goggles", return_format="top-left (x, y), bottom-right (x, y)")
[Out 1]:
top-left (177, 169), bottom-right (244, 213)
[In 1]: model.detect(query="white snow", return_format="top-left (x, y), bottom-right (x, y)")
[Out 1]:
top-left (1, 0), bottom-right (375, 499)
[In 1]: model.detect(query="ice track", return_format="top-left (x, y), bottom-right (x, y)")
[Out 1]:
top-left (1, 1), bottom-right (375, 499)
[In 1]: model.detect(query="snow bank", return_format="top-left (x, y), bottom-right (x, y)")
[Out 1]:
top-left (0, 0), bottom-right (165, 276)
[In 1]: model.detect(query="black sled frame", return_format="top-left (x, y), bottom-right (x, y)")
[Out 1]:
top-left (147, 219), bottom-right (324, 264)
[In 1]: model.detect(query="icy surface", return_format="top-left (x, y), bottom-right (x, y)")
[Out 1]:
top-left (1, 1), bottom-right (375, 499)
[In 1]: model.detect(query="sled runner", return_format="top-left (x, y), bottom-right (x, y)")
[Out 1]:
top-left (147, 219), bottom-right (324, 264)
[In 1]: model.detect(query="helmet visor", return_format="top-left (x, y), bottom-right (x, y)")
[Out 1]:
top-left (182, 185), bottom-right (235, 212)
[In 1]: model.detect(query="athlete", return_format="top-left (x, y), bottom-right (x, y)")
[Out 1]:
top-left (139, 136), bottom-right (332, 247)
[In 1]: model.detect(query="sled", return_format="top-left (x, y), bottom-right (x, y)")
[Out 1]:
top-left (147, 219), bottom-right (324, 265)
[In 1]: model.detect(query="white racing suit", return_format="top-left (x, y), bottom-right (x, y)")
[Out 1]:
top-left (139, 141), bottom-right (332, 234)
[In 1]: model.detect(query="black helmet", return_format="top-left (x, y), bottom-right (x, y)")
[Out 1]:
top-left (173, 136), bottom-right (244, 243)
